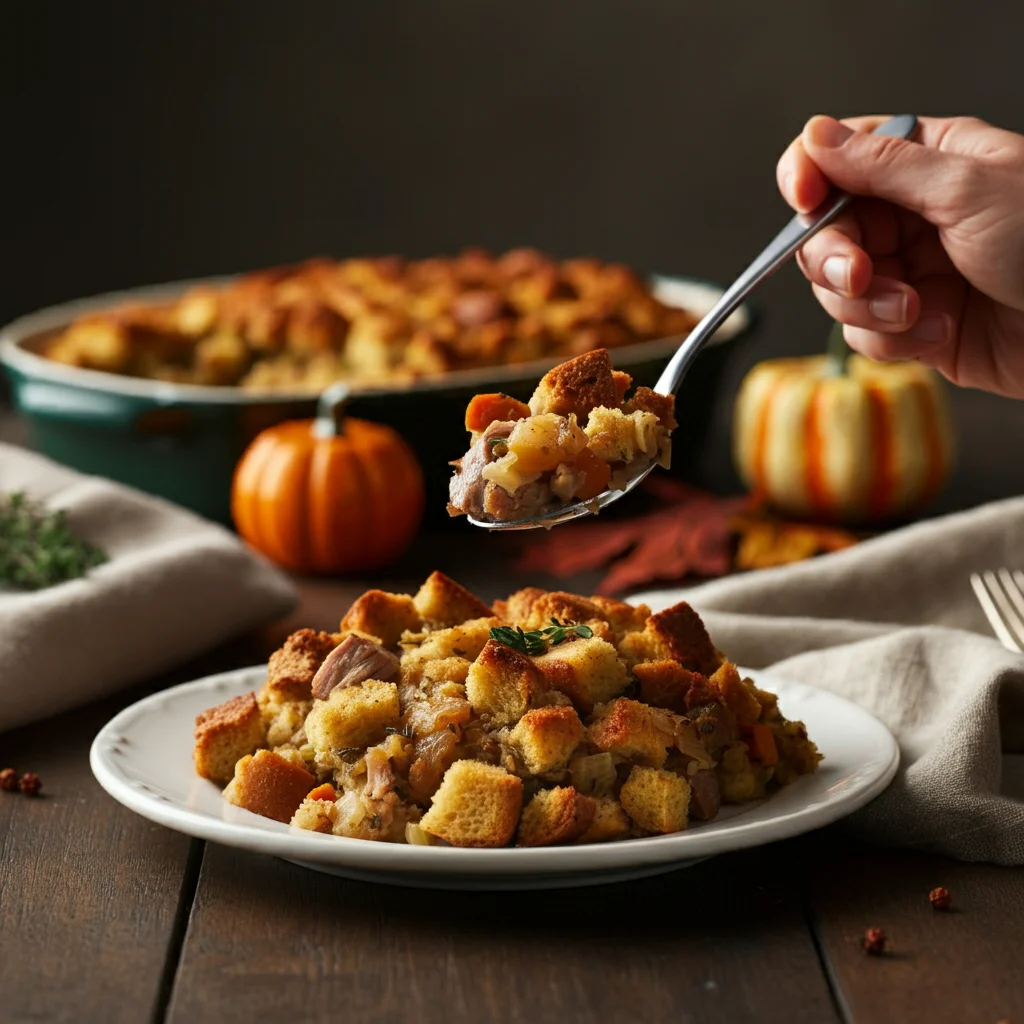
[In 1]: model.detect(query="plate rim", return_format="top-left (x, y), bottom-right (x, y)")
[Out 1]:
top-left (89, 664), bottom-right (899, 878)
top-left (1, 273), bottom-right (752, 407)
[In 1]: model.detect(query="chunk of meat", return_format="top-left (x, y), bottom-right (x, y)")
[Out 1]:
top-left (310, 635), bottom-right (400, 700)
top-left (687, 769), bottom-right (721, 820)
top-left (448, 419), bottom-right (516, 518)
top-left (481, 478), bottom-right (552, 521)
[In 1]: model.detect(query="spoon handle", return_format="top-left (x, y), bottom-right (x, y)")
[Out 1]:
top-left (655, 114), bottom-right (919, 396)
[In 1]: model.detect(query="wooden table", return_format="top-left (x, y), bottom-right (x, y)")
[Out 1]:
top-left (2, 555), bottom-right (1022, 1024)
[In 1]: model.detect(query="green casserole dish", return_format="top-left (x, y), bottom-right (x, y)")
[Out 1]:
top-left (0, 275), bottom-right (754, 524)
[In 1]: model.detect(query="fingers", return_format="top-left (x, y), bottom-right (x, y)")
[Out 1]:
top-left (777, 137), bottom-right (830, 213)
top-left (795, 218), bottom-right (872, 298)
top-left (812, 276), bottom-right (921, 333)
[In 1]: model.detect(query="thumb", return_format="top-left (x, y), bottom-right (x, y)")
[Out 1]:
top-left (802, 115), bottom-right (968, 223)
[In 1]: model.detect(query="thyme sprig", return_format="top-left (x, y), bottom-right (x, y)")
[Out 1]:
top-left (489, 618), bottom-right (594, 655)
top-left (0, 492), bottom-right (107, 590)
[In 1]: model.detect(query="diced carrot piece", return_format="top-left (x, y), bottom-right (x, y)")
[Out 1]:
top-left (306, 783), bottom-right (336, 802)
top-left (741, 724), bottom-right (778, 766)
top-left (465, 393), bottom-right (531, 432)
top-left (572, 447), bottom-right (613, 501)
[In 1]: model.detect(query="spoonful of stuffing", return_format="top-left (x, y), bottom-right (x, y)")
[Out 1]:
top-left (448, 114), bottom-right (919, 531)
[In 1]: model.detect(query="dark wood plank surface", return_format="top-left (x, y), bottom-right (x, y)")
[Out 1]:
top-left (167, 840), bottom-right (839, 1024)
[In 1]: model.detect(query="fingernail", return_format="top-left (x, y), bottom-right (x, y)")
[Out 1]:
top-left (913, 313), bottom-right (953, 343)
top-left (869, 291), bottom-right (908, 323)
top-left (822, 256), bottom-right (851, 294)
top-left (806, 115), bottom-right (854, 149)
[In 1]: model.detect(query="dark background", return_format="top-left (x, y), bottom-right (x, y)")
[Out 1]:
top-left (4, 0), bottom-right (1023, 505)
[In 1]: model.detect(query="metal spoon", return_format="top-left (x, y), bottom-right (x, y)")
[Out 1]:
top-left (468, 113), bottom-right (919, 531)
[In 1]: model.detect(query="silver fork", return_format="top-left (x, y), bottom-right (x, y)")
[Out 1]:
top-left (468, 114), bottom-right (920, 531)
top-left (970, 568), bottom-right (1024, 652)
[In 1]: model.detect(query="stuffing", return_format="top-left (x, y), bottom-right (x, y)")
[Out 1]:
top-left (305, 680), bottom-right (401, 754)
top-left (587, 698), bottom-right (678, 767)
top-left (587, 595), bottom-right (651, 639)
top-left (465, 639), bottom-right (545, 725)
top-left (412, 571), bottom-right (493, 626)
top-left (516, 786), bottom-right (596, 846)
top-left (224, 749), bottom-right (316, 823)
top-left (710, 662), bottom-right (762, 726)
top-left (193, 691), bottom-right (267, 785)
top-left (492, 586), bottom-right (548, 623)
top-left (528, 347), bottom-right (618, 421)
top-left (340, 590), bottom-right (422, 649)
top-left (508, 705), bottom-right (585, 775)
top-left (618, 601), bottom-right (721, 674)
top-left (576, 796), bottom-right (633, 844)
top-left (633, 660), bottom-right (710, 714)
top-left (419, 760), bottom-right (524, 847)
top-left (619, 766), bottom-right (691, 834)
top-left (624, 386), bottom-right (677, 430)
top-left (261, 628), bottom-right (341, 705)
top-left (532, 637), bottom-right (630, 713)
top-left (399, 617), bottom-right (497, 685)
top-left (584, 406), bottom-right (661, 465)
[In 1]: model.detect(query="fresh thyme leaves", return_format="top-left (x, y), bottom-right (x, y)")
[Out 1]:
top-left (488, 436), bottom-right (510, 447)
top-left (489, 618), bottom-right (594, 655)
top-left (0, 492), bottom-right (107, 590)
top-left (335, 747), bottom-right (364, 764)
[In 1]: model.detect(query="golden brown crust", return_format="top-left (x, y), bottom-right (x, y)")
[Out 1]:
top-left (625, 386), bottom-right (677, 430)
top-left (419, 760), bottom-right (524, 847)
top-left (466, 639), bottom-right (545, 725)
top-left (576, 796), bottom-right (633, 844)
top-left (532, 637), bottom-right (630, 713)
top-left (492, 586), bottom-right (548, 623)
top-left (193, 691), bottom-right (267, 785)
top-left (587, 698), bottom-right (677, 767)
top-left (710, 663), bottom-right (762, 726)
top-left (413, 571), bottom-right (493, 627)
top-left (633, 661), bottom-right (710, 714)
top-left (340, 591), bottom-right (422, 648)
top-left (262, 628), bottom-right (340, 704)
top-left (516, 786), bottom-right (596, 847)
top-left (620, 602), bottom-right (721, 675)
top-left (508, 705), bottom-right (585, 775)
top-left (521, 591), bottom-right (603, 631)
top-left (529, 348), bottom-right (618, 421)
top-left (619, 766), bottom-right (690, 834)
top-left (223, 749), bottom-right (316, 823)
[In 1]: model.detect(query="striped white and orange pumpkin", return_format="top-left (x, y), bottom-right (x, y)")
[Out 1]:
top-left (732, 354), bottom-right (954, 524)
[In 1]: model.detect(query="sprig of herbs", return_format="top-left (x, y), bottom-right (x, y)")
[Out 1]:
top-left (489, 618), bottom-right (594, 655)
top-left (0, 492), bottom-right (107, 590)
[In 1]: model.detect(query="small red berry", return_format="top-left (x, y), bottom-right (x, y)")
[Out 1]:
top-left (0, 768), bottom-right (18, 792)
top-left (18, 772), bottom-right (42, 797)
top-left (862, 927), bottom-right (886, 955)
top-left (929, 886), bottom-right (952, 910)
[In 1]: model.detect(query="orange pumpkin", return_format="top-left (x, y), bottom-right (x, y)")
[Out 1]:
top-left (232, 385), bottom-right (425, 572)
top-left (732, 327), bottom-right (954, 525)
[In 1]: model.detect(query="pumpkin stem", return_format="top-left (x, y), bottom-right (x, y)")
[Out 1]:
top-left (314, 383), bottom-right (350, 438)
top-left (826, 321), bottom-right (852, 375)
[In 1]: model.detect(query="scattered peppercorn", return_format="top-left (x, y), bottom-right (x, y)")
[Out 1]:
top-left (862, 927), bottom-right (886, 955)
top-left (18, 772), bottom-right (42, 797)
top-left (929, 886), bottom-right (952, 910)
top-left (0, 767), bottom-right (18, 792)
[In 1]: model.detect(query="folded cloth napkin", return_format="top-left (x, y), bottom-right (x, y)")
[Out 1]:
top-left (0, 443), bottom-right (298, 733)
top-left (633, 497), bottom-right (1024, 866)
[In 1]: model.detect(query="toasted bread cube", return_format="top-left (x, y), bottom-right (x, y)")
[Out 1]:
top-left (584, 406), bottom-right (661, 464)
top-left (261, 628), bottom-right (340, 704)
top-left (419, 760), bottom-right (523, 847)
top-left (568, 751), bottom-right (619, 797)
top-left (305, 680), bottom-right (401, 752)
top-left (576, 796), bottom-right (633, 844)
top-left (224, 749), bottom-right (316, 823)
top-left (412, 571), bottom-right (493, 627)
top-left (587, 698), bottom-right (677, 767)
top-left (618, 602), bottom-right (720, 674)
top-left (400, 617), bottom-right (497, 685)
top-left (625, 386), bottom-right (677, 430)
top-left (588, 596), bottom-right (651, 639)
top-left (509, 705), bottom-right (584, 775)
top-left (716, 741), bottom-right (772, 802)
top-left (493, 586), bottom-right (547, 623)
top-left (619, 766), bottom-right (691, 834)
top-left (516, 786), bottom-right (596, 847)
top-left (532, 637), bottom-right (629, 713)
top-left (528, 349), bottom-right (618, 422)
top-left (193, 692), bottom-right (267, 785)
top-left (466, 639), bottom-right (545, 725)
top-left (711, 662), bottom-right (762, 726)
top-left (611, 369), bottom-right (632, 405)
top-left (340, 590), bottom-right (422, 649)
top-left (290, 793), bottom-right (339, 833)
top-left (521, 591), bottom-right (602, 631)
top-left (633, 661), bottom-right (710, 714)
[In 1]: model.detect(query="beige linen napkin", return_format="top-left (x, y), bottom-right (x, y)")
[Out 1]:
top-left (0, 443), bottom-right (297, 733)
top-left (633, 498), bottom-right (1024, 865)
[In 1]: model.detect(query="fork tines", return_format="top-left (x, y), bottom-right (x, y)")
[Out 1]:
top-left (970, 568), bottom-right (1024, 652)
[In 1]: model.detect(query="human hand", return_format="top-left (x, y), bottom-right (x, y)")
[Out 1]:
top-left (777, 114), bottom-right (1024, 397)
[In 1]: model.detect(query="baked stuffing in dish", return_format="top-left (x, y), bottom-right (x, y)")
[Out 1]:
top-left (447, 349), bottom-right (675, 522)
top-left (42, 250), bottom-right (699, 390)
top-left (193, 572), bottom-right (820, 847)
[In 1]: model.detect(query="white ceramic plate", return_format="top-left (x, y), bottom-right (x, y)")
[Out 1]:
top-left (90, 667), bottom-right (898, 890)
